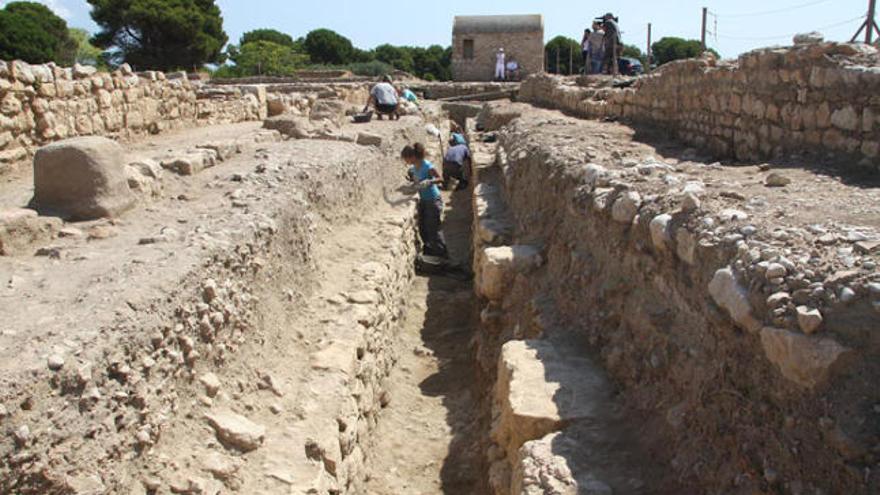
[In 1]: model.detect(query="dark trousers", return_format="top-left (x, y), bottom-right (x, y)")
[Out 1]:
top-left (417, 198), bottom-right (448, 258)
top-left (602, 40), bottom-right (619, 75)
top-left (442, 160), bottom-right (469, 187)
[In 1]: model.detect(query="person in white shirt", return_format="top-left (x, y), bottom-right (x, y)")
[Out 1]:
top-left (495, 48), bottom-right (506, 81)
top-left (366, 75), bottom-right (400, 120)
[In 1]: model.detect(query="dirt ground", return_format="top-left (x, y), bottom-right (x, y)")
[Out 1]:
top-left (364, 190), bottom-right (486, 495)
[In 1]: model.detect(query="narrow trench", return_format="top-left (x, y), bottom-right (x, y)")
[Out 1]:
top-left (365, 183), bottom-right (488, 494)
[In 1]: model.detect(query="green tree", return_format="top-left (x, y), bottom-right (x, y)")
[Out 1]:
top-left (0, 2), bottom-right (76, 64)
top-left (374, 44), bottom-right (415, 74)
top-left (68, 28), bottom-right (104, 66)
top-left (545, 36), bottom-right (584, 75)
top-left (225, 40), bottom-right (308, 76)
top-left (651, 37), bottom-right (718, 66)
top-left (88, 0), bottom-right (228, 71)
top-left (240, 28), bottom-right (294, 48)
top-left (413, 45), bottom-right (451, 81)
top-left (303, 28), bottom-right (355, 65)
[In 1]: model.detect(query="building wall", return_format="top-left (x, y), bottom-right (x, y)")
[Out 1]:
top-left (520, 43), bottom-right (880, 173)
top-left (452, 31), bottom-right (544, 82)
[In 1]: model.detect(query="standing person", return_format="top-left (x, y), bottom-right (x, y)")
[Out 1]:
top-left (366, 75), bottom-right (400, 120)
top-left (402, 143), bottom-right (448, 258)
top-left (581, 29), bottom-right (592, 74)
top-left (601, 13), bottom-right (621, 76)
top-left (442, 139), bottom-right (472, 191)
top-left (495, 48), bottom-right (506, 81)
top-left (589, 21), bottom-right (606, 74)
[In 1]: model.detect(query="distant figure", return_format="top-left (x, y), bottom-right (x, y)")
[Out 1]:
top-left (589, 21), bottom-right (606, 74)
top-left (505, 59), bottom-right (520, 81)
top-left (366, 75), bottom-right (400, 120)
top-left (495, 48), bottom-right (506, 81)
top-left (581, 29), bottom-right (591, 73)
top-left (601, 13), bottom-right (620, 76)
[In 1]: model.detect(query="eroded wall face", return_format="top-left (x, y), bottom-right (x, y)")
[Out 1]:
top-left (452, 32), bottom-right (544, 81)
top-left (520, 43), bottom-right (880, 173)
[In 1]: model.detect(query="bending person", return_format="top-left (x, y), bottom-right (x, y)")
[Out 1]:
top-left (366, 75), bottom-right (401, 120)
top-left (402, 143), bottom-right (448, 258)
top-left (443, 139), bottom-right (471, 191)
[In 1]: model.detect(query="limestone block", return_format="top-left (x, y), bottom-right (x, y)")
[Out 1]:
top-left (73, 63), bottom-right (97, 79)
top-left (796, 306), bottom-right (823, 334)
top-left (831, 106), bottom-right (860, 131)
top-left (31, 137), bottom-right (136, 220)
top-left (492, 340), bottom-right (610, 464)
top-left (708, 267), bottom-right (762, 333)
top-left (611, 191), bottom-right (641, 224)
top-left (479, 245), bottom-right (542, 301)
top-left (160, 149), bottom-right (217, 176)
top-left (10, 61), bottom-right (35, 84)
top-left (649, 214), bottom-right (672, 251)
top-left (126, 159), bottom-right (163, 197)
top-left (309, 99), bottom-right (347, 126)
top-left (263, 115), bottom-right (315, 139)
top-left (0, 208), bottom-right (61, 256)
top-left (760, 327), bottom-right (852, 388)
top-left (356, 132), bottom-right (382, 147)
top-left (204, 409), bottom-right (266, 452)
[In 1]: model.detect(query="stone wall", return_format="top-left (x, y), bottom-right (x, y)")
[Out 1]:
top-left (0, 60), bottom-right (270, 174)
top-left (452, 31), bottom-right (544, 82)
top-left (468, 106), bottom-right (880, 493)
top-left (520, 42), bottom-right (880, 173)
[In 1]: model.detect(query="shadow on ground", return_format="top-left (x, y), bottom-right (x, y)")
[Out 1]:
top-left (417, 188), bottom-right (490, 494)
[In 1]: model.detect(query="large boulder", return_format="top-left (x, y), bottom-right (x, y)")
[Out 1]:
top-left (31, 137), bottom-right (136, 221)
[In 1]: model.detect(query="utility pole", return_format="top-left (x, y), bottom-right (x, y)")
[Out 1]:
top-left (647, 23), bottom-right (653, 73)
top-left (851, 0), bottom-right (880, 44)
top-left (701, 7), bottom-right (708, 51)
top-left (556, 48), bottom-right (560, 75)
top-left (568, 47), bottom-right (573, 75)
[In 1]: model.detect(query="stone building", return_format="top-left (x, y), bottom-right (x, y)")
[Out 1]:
top-left (452, 14), bottom-right (544, 82)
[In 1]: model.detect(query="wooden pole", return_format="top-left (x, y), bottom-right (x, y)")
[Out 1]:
top-left (647, 23), bottom-right (653, 73)
top-left (701, 7), bottom-right (708, 52)
top-left (568, 46), bottom-right (573, 75)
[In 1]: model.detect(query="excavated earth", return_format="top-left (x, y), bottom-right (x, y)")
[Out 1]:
top-left (0, 87), bottom-right (878, 495)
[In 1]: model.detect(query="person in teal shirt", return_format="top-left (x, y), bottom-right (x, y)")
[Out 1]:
top-left (402, 143), bottom-right (447, 258)
top-left (402, 87), bottom-right (418, 103)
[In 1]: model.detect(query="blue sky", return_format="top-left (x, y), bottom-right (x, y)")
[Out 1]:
top-left (6, 0), bottom-right (871, 58)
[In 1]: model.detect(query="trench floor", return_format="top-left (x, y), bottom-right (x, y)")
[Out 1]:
top-left (365, 189), bottom-right (487, 494)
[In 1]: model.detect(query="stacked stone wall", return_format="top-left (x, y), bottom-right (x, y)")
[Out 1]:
top-left (520, 42), bottom-right (880, 172)
top-left (0, 60), bottom-right (271, 173)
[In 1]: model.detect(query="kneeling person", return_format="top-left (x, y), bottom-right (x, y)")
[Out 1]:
top-left (368, 75), bottom-right (400, 120)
